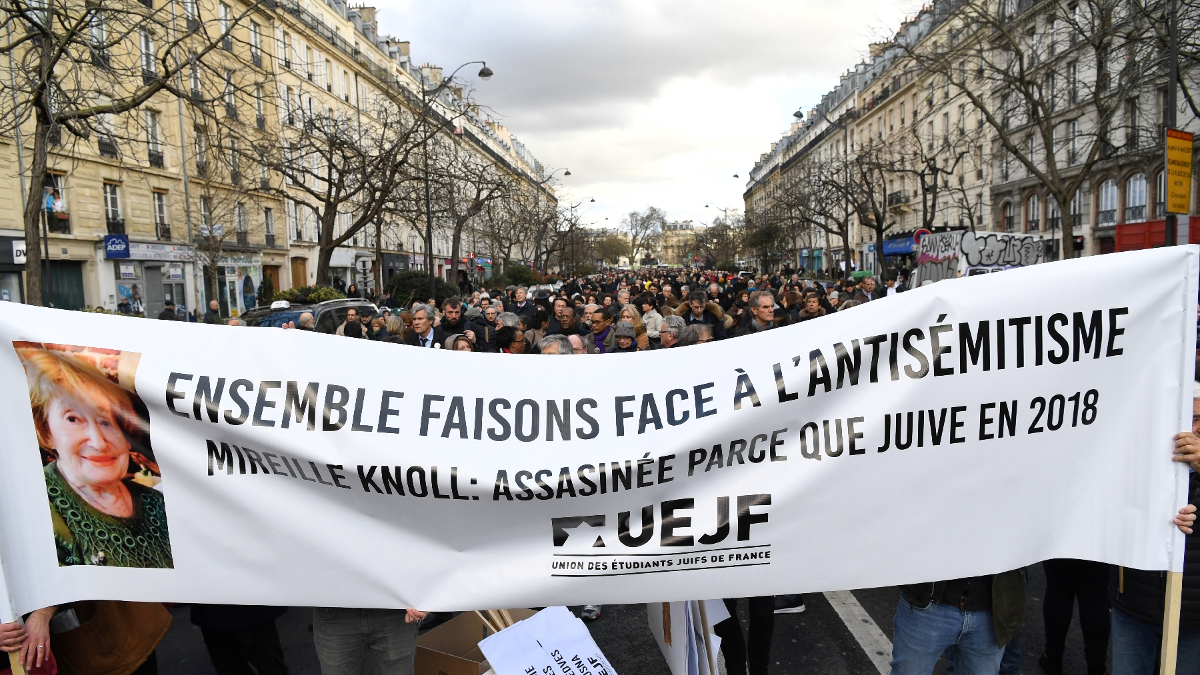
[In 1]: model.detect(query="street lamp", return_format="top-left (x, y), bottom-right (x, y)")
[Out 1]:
top-left (421, 60), bottom-right (492, 303)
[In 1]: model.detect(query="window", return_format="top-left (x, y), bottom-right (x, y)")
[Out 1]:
top-left (264, 207), bottom-right (275, 235)
top-left (912, 95), bottom-right (918, 126)
top-left (254, 85), bottom-right (264, 128)
top-left (229, 139), bottom-right (239, 182)
top-left (250, 22), bottom-right (261, 61)
top-left (195, 129), bottom-right (208, 173)
top-left (282, 32), bottom-right (292, 68)
top-left (89, 11), bottom-right (105, 47)
top-left (943, 112), bottom-right (950, 145)
top-left (1048, 196), bottom-right (1062, 230)
top-left (1026, 195), bottom-right (1040, 231)
top-left (1067, 62), bottom-right (1078, 104)
top-left (103, 183), bottom-right (121, 222)
top-left (236, 203), bottom-right (248, 231)
top-left (1048, 18), bottom-right (1058, 56)
top-left (1003, 202), bottom-right (1015, 232)
top-left (1002, 150), bottom-right (1011, 181)
top-left (219, 4), bottom-right (231, 40)
top-left (146, 111), bottom-right (162, 167)
top-left (200, 197), bottom-right (212, 235)
top-left (1047, 72), bottom-right (1058, 112)
top-left (140, 31), bottom-right (155, 76)
top-left (287, 200), bottom-right (299, 240)
top-left (189, 59), bottom-right (201, 95)
top-left (899, 101), bottom-right (905, 126)
top-left (889, 109), bottom-right (894, 133)
top-left (1070, 189), bottom-right (1089, 228)
top-left (1126, 98), bottom-right (1140, 149)
top-left (1157, 171), bottom-right (1167, 217)
top-left (153, 192), bottom-right (169, 239)
top-left (1026, 136), bottom-right (1035, 176)
top-left (224, 70), bottom-right (235, 118)
top-left (183, 0), bottom-right (197, 24)
top-left (1125, 173), bottom-right (1146, 222)
top-left (1098, 181), bottom-right (1117, 226)
top-left (1068, 120), bottom-right (1080, 165)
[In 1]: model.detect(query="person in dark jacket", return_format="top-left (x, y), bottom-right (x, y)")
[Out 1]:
top-left (734, 290), bottom-right (776, 337)
top-left (679, 291), bottom-right (728, 340)
top-left (438, 297), bottom-right (480, 349)
top-left (190, 605), bottom-right (289, 675)
top-left (509, 286), bottom-right (537, 319)
top-left (403, 303), bottom-right (448, 348)
top-left (1107, 383), bottom-right (1200, 675)
top-left (156, 302), bottom-right (179, 320)
top-left (203, 299), bottom-right (222, 324)
top-left (797, 295), bottom-right (826, 322)
top-left (853, 276), bottom-right (884, 303)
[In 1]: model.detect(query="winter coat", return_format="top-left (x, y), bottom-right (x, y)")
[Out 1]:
top-left (798, 307), bottom-right (826, 322)
top-left (641, 309), bottom-right (664, 339)
top-left (673, 302), bottom-right (728, 341)
top-left (1109, 470), bottom-right (1200, 626)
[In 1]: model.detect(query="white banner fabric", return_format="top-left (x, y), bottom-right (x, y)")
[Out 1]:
top-left (0, 247), bottom-right (1195, 620)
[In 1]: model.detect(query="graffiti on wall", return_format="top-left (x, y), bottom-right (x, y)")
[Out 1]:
top-left (911, 231), bottom-right (1043, 286)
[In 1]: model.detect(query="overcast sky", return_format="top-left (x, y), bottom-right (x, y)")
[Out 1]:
top-left (375, 0), bottom-right (917, 230)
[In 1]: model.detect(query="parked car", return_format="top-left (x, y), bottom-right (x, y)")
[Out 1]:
top-left (241, 298), bottom-right (380, 333)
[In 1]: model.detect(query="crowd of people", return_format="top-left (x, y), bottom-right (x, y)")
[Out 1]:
top-left (1, 266), bottom-right (1196, 675)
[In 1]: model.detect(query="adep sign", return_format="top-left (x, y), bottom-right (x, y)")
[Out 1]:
top-left (103, 234), bottom-right (130, 259)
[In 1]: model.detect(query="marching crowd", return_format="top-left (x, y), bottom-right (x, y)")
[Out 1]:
top-left (1, 267), bottom-right (1197, 675)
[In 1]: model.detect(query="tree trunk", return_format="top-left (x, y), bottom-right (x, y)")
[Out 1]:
top-left (374, 220), bottom-right (382, 296)
top-left (315, 210), bottom-right (338, 286)
top-left (450, 216), bottom-right (466, 292)
top-left (23, 117), bottom-right (50, 306)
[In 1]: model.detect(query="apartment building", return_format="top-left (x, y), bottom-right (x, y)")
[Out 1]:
top-left (0, 0), bottom-right (552, 317)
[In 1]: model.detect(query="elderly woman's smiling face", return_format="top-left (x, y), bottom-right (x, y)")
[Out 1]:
top-left (46, 392), bottom-right (131, 490)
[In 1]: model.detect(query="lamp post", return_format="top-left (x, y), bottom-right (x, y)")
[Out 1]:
top-left (420, 61), bottom-right (492, 304)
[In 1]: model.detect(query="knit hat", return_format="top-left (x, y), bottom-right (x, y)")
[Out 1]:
top-left (614, 321), bottom-right (636, 339)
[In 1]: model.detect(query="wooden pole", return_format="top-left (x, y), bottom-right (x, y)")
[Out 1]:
top-left (1159, 570), bottom-right (1184, 675)
top-left (696, 601), bottom-right (717, 675)
top-left (473, 610), bottom-right (499, 634)
top-left (9, 650), bottom-right (28, 675)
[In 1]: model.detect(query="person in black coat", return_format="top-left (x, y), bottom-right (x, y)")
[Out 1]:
top-left (190, 605), bottom-right (289, 675)
top-left (404, 303), bottom-right (448, 348)
top-left (1105, 386), bottom-right (1200, 675)
top-left (438, 297), bottom-right (481, 350)
top-left (156, 302), bottom-right (179, 320)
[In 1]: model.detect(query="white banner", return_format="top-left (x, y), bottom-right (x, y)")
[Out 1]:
top-left (0, 247), bottom-right (1195, 620)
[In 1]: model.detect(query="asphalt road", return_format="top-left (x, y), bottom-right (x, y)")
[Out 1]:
top-left (157, 563), bottom-right (1102, 675)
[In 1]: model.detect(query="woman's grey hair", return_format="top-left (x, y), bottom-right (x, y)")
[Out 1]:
top-left (498, 312), bottom-right (520, 328)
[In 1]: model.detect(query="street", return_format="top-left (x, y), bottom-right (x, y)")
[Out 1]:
top-left (157, 563), bottom-right (1101, 675)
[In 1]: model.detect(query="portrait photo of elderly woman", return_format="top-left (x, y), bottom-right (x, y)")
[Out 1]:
top-left (15, 343), bottom-right (172, 569)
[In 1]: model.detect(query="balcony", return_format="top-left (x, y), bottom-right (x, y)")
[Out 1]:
top-left (224, 103), bottom-right (237, 120)
top-left (886, 192), bottom-right (910, 207)
top-left (252, 53), bottom-right (262, 68)
top-left (1072, 214), bottom-right (1083, 228)
top-left (222, 36), bottom-right (233, 52)
top-left (47, 213), bottom-right (70, 234)
top-left (106, 218), bottom-right (125, 235)
top-left (196, 160), bottom-right (208, 176)
top-left (236, 231), bottom-right (248, 246)
top-left (91, 49), bottom-right (110, 68)
top-left (231, 171), bottom-right (242, 187)
top-left (98, 136), bottom-right (118, 158)
top-left (1098, 209), bottom-right (1116, 226)
top-left (156, 223), bottom-right (171, 240)
top-left (283, 57), bottom-right (291, 70)
top-left (265, 233), bottom-right (276, 247)
top-left (256, 114), bottom-right (266, 130)
top-left (142, 69), bottom-right (156, 86)
top-left (1127, 205), bottom-right (1145, 222)
top-left (138, 0), bottom-right (152, 7)
top-left (149, 149), bottom-right (164, 168)
top-left (259, 177), bottom-right (270, 191)
top-left (190, 88), bottom-right (204, 104)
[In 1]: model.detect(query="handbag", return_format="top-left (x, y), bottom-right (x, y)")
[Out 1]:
top-left (50, 602), bottom-right (170, 675)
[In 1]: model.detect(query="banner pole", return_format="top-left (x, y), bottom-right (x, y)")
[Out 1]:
top-left (1159, 571), bottom-right (1183, 675)
top-left (9, 649), bottom-right (28, 675)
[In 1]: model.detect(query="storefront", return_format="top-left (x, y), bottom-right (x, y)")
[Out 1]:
top-left (101, 235), bottom-right (197, 317)
top-left (882, 234), bottom-right (918, 273)
top-left (213, 252), bottom-right (262, 318)
top-left (0, 235), bottom-right (25, 303)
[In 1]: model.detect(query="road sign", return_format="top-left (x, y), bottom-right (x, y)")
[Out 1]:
top-left (1165, 129), bottom-right (1193, 215)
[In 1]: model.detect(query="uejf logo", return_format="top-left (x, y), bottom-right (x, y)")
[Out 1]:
top-left (551, 494), bottom-right (771, 549)
top-left (104, 235), bottom-right (130, 259)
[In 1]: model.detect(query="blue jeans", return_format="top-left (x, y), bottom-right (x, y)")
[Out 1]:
top-left (890, 596), bottom-right (1005, 675)
top-left (944, 634), bottom-right (1022, 675)
top-left (1111, 606), bottom-right (1200, 675)
top-left (312, 608), bottom-right (419, 675)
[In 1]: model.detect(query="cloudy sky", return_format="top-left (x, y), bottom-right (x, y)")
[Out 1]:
top-left (375, 0), bottom-right (918, 230)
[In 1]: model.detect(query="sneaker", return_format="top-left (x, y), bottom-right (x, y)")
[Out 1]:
top-left (581, 605), bottom-right (601, 620)
top-left (773, 595), bottom-right (806, 614)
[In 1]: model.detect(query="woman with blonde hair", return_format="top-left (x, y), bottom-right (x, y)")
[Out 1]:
top-left (619, 304), bottom-right (650, 350)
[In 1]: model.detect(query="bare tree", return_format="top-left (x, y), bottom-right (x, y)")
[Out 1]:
top-left (621, 206), bottom-right (665, 265)
top-left (0, 0), bottom-right (257, 304)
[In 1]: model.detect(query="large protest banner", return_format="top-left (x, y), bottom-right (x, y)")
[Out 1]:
top-left (0, 247), bottom-right (1195, 620)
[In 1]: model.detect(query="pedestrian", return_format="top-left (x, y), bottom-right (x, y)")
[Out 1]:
top-left (797, 294), bottom-right (825, 322)
top-left (496, 326), bottom-right (525, 354)
top-left (715, 597), bottom-right (775, 675)
top-left (678, 291), bottom-right (727, 340)
top-left (404, 304), bottom-right (447, 348)
top-left (853, 276), bottom-right (882, 303)
top-left (1106, 382), bottom-right (1200, 674)
top-left (640, 294), bottom-right (664, 343)
top-left (335, 308), bottom-right (359, 336)
top-left (204, 299), bottom-right (222, 324)
top-left (510, 286), bottom-right (537, 319)
top-left (618, 305), bottom-right (650, 350)
top-left (438, 297), bottom-right (480, 350)
top-left (312, 607), bottom-right (427, 675)
top-left (589, 307), bottom-right (617, 354)
top-left (190, 605), bottom-right (290, 675)
top-left (734, 291), bottom-right (776, 336)
top-left (611, 321), bottom-right (639, 352)
top-left (537, 334), bottom-right (573, 355)
top-left (157, 301), bottom-right (179, 320)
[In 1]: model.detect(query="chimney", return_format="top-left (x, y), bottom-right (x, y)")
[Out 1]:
top-left (358, 6), bottom-right (375, 24)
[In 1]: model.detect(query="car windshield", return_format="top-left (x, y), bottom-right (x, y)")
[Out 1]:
top-left (247, 311), bottom-right (304, 327)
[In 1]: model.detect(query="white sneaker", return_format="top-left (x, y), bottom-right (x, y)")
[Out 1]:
top-left (581, 605), bottom-right (601, 620)
top-left (773, 595), bottom-right (806, 614)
